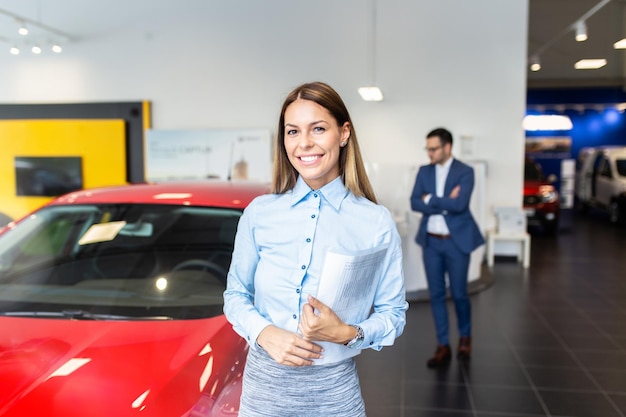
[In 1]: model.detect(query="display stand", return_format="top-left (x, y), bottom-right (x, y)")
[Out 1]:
top-left (487, 230), bottom-right (530, 268)
top-left (488, 207), bottom-right (531, 268)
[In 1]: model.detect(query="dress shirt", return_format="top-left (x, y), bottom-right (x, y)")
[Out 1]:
top-left (224, 175), bottom-right (408, 365)
top-left (426, 157), bottom-right (454, 235)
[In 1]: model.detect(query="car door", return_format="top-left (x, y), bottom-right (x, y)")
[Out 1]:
top-left (595, 156), bottom-right (614, 206)
top-left (576, 150), bottom-right (595, 201)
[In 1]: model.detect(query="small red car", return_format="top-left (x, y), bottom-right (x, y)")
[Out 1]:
top-left (0, 180), bottom-right (268, 417)
top-left (523, 158), bottom-right (560, 234)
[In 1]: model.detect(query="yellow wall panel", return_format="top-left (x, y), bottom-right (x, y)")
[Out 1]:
top-left (0, 119), bottom-right (127, 222)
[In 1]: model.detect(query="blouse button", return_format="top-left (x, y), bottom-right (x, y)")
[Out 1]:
top-left (311, 214), bottom-right (316, 219)
top-left (296, 288), bottom-right (301, 294)
top-left (306, 238), bottom-right (311, 243)
top-left (313, 193), bottom-right (318, 198)
top-left (292, 314), bottom-right (297, 320)
top-left (301, 265), bottom-right (306, 270)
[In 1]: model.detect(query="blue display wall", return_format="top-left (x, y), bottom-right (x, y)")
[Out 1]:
top-left (526, 87), bottom-right (626, 188)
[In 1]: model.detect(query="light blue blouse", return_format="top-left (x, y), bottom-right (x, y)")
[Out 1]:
top-left (223, 176), bottom-right (408, 364)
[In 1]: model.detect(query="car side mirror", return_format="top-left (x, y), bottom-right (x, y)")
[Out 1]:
top-left (547, 174), bottom-right (558, 183)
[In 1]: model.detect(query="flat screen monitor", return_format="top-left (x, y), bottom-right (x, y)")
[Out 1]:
top-left (15, 156), bottom-right (83, 197)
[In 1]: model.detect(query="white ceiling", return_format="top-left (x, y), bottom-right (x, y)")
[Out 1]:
top-left (527, 0), bottom-right (626, 88)
top-left (1, 0), bottom-right (625, 90)
top-left (0, 1), bottom-right (174, 48)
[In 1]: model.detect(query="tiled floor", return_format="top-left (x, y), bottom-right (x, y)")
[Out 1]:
top-left (356, 209), bottom-right (626, 417)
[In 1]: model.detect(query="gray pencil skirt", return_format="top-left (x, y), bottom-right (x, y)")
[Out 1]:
top-left (238, 346), bottom-right (366, 417)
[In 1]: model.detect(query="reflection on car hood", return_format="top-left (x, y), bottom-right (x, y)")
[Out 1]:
top-left (524, 180), bottom-right (553, 195)
top-left (0, 315), bottom-right (246, 417)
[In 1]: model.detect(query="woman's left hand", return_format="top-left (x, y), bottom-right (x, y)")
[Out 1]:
top-left (299, 295), bottom-right (356, 344)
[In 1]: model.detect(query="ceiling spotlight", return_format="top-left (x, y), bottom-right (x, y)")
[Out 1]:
top-left (574, 59), bottom-right (607, 70)
top-left (575, 21), bottom-right (587, 42)
top-left (614, 38), bottom-right (626, 49)
top-left (529, 55), bottom-right (541, 72)
top-left (358, 86), bottom-right (384, 102)
top-left (2, 14), bottom-right (74, 56)
top-left (18, 21), bottom-right (29, 36)
top-left (359, 1), bottom-right (384, 102)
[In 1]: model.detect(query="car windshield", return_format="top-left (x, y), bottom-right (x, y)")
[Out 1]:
top-left (0, 204), bottom-right (241, 320)
top-left (524, 161), bottom-right (545, 181)
top-left (616, 159), bottom-right (626, 177)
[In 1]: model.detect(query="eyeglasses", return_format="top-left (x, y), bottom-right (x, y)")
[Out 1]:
top-left (425, 145), bottom-right (442, 153)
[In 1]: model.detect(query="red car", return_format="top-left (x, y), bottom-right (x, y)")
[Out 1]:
top-left (523, 158), bottom-right (560, 234)
top-left (0, 181), bottom-right (268, 417)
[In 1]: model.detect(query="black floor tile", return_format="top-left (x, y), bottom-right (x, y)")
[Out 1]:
top-left (608, 393), bottom-right (626, 415)
top-left (471, 385), bottom-right (546, 415)
top-left (465, 364), bottom-right (531, 388)
top-left (402, 409), bottom-right (474, 417)
top-left (457, 345), bottom-right (519, 368)
top-left (514, 347), bottom-right (580, 368)
top-left (525, 366), bottom-right (598, 390)
top-left (476, 414), bottom-right (546, 417)
top-left (504, 328), bottom-right (563, 349)
top-left (558, 332), bottom-right (620, 350)
top-left (362, 406), bottom-right (403, 417)
top-left (407, 362), bottom-right (467, 386)
top-left (573, 350), bottom-right (626, 372)
top-left (545, 321), bottom-right (607, 338)
top-left (404, 381), bottom-right (473, 410)
top-left (589, 369), bottom-right (626, 393)
top-left (597, 323), bottom-right (626, 338)
top-left (356, 213), bottom-right (626, 417)
top-left (539, 390), bottom-right (624, 417)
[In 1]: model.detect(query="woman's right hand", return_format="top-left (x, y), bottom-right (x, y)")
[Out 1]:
top-left (256, 325), bottom-right (324, 367)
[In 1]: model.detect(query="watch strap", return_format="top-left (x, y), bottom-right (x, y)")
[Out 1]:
top-left (344, 324), bottom-right (364, 349)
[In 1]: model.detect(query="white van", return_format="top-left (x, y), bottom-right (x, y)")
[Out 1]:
top-left (575, 146), bottom-right (626, 224)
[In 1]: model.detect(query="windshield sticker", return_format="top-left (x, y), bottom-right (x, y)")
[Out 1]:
top-left (78, 221), bottom-right (127, 245)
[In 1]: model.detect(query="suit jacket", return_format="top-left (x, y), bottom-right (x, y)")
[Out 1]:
top-left (410, 158), bottom-right (484, 254)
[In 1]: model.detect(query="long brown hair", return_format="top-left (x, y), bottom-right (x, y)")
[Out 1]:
top-left (271, 81), bottom-right (377, 204)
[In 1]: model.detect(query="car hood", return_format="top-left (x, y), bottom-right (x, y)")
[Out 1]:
top-left (524, 180), bottom-right (552, 195)
top-left (0, 316), bottom-right (246, 417)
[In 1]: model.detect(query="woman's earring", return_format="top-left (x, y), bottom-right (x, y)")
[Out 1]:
top-left (340, 142), bottom-right (347, 147)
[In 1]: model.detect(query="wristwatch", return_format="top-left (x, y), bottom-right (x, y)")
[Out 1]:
top-left (344, 324), bottom-right (364, 349)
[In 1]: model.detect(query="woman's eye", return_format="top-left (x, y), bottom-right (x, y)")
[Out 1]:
top-left (286, 129), bottom-right (298, 136)
top-left (313, 126), bottom-right (326, 133)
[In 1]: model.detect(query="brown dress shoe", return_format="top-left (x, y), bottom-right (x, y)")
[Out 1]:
top-left (426, 345), bottom-right (451, 368)
top-left (457, 336), bottom-right (472, 361)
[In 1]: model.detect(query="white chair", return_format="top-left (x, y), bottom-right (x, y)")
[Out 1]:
top-left (487, 207), bottom-right (530, 268)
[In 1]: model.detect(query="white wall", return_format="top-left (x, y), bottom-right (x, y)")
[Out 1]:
top-left (0, 0), bottom-right (528, 231)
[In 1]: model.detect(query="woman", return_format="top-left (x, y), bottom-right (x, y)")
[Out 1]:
top-left (224, 81), bottom-right (407, 416)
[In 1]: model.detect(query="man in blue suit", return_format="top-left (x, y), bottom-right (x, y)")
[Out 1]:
top-left (410, 127), bottom-right (484, 368)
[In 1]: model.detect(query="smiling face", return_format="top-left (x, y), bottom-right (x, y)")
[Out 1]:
top-left (283, 99), bottom-right (350, 190)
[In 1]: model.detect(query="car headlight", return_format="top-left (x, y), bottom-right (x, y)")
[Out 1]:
top-left (539, 185), bottom-right (558, 203)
